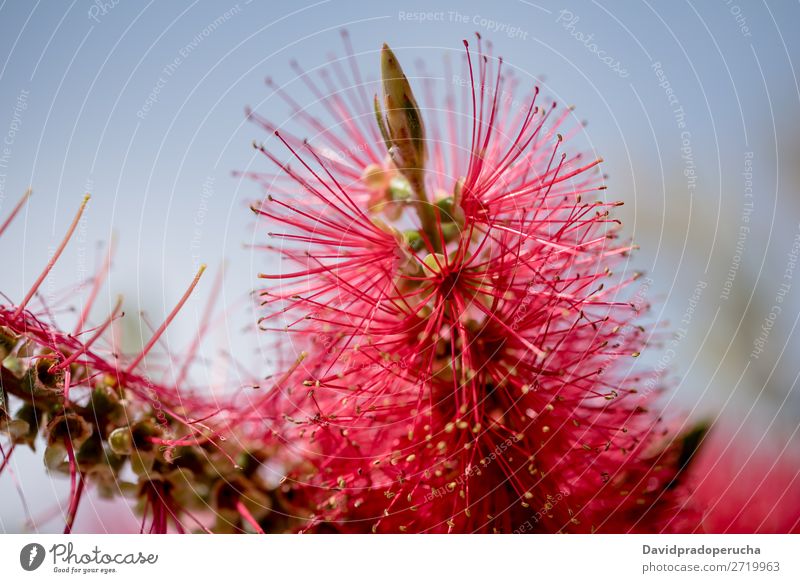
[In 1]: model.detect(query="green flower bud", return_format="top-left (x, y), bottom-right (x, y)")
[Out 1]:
top-left (403, 229), bottom-right (424, 252)
top-left (377, 44), bottom-right (426, 175)
top-left (108, 426), bottom-right (134, 456)
top-left (76, 433), bottom-right (104, 469)
top-left (375, 44), bottom-right (439, 249)
top-left (422, 253), bottom-right (447, 275)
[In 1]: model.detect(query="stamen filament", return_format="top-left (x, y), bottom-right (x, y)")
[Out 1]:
top-left (125, 264), bottom-right (206, 374)
top-left (14, 194), bottom-right (90, 320)
top-left (0, 188), bottom-right (32, 238)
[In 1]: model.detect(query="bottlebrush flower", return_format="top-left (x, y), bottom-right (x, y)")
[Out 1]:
top-left (0, 192), bottom-right (307, 534)
top-left (244, 34), bottom-right (698, 533)
top-left (684, 424), bottom-right (800, 533)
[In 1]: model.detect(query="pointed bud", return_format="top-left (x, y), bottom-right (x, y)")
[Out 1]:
top-left (375, 43), bottom-right (440, 248)
top-left (378, 43), bottom-right (426, 178)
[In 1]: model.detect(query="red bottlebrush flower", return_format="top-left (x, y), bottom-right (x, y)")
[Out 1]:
top-left (244, 34), bottom-right (694, 533)
top-left (0, 192), bottom-right (308, 534)
top-left (685, 425), bottom-right (800, 533)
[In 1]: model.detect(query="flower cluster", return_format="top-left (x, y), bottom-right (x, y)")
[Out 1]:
top-left (0, 195), bottom-right (304, 533)
top-left (242, 35), bottom-right (707, 533)
top-left (2, 34), bottom-right (798, 534)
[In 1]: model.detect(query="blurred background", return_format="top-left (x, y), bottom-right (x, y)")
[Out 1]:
top-left (1, 0), bottom-right (798, 532)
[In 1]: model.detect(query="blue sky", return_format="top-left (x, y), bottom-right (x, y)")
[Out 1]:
top-left (1, 0), bottom-right (799, 531)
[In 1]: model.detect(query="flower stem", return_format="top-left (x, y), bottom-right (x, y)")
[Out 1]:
top-left (408, 172), bottom-right (440, 252)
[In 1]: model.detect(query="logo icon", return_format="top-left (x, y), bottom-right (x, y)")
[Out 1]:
top-left (19, 543), bottom-right (46, 571)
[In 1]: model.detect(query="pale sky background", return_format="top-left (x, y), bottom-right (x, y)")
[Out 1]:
top-left (1, 0), bottom-right (799, 532)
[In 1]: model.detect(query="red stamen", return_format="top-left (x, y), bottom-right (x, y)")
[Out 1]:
top-left (0, 187), bottom-right (32, 238)
top-left (125, 264), bottom-right (206, 374)
top-left (14, 194), bottom-right (90, 320)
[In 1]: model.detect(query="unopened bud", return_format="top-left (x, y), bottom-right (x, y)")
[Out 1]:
top-left (377, 44), bottom-right (426, 179)
top-left (422, 253), bottom-right (446, 275)
top-left (403, 229), bottom-right (424, 251)
top-left (108, 427), bottom-right (134, 456)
